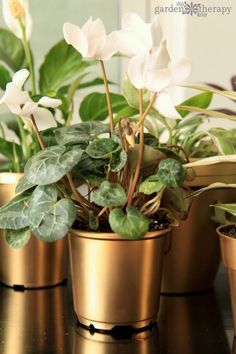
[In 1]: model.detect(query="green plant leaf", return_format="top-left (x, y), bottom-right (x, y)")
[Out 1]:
top-left (15, 176), bottom-right (36, 194)
top-left (123, 79), bottom-right (150, 109)
top-left (109, 206), bottom-right (149, 240)
top-left (0, 193), bottom-right (30, 229)
top-left (25, 145), bottom-right (84, 185)
top-left (208, 129), bottom-right (236, 155)
top-left (55, 122), bottom-right (110, 145)
top-left (176, 105), bottom-right (236, 121)
top-left (28, 185), bottom-right (76, 242)
top-left (184, 84), bottom-right (236, 101)
top-left (5, 227), bottom-right (31, 249)
top-left (114, 106), bottom-right (139, 123)
top-left (92, 181), bottom-right (126, 207)
top-left (0, 64), bottom-right (11, 90)
top-left (39, 39), bottom-right (92, 94)
top-left (188, 183), bottom-right (236, 198)
top-left (79, 92), bottom-right (128, 121)
top-left (177, 92), bottom-right (213, 118)
top-left (86, 138), bottom-right (120, 159)
top-left (0, 29), bottom-right (25, 71)
top-left (110, 150), bottom-right (127, 172)
top-left (58, 77), bottom-right (116, 95)
top-left (88, 211), bottom-right (99, 231)
top-left (164, 187), bottom-right (191, 219)
top-left (158, 158), bottom-right (187, 187)
top-left (0, 137), bottom-right (22, 161)
top-left (211, 203), bottom-right (236, 217)
top-left (139, 175), bottom-right (164, 195)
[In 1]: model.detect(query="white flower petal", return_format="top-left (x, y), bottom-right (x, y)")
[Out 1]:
top-left (20, 101), bottom-right (37, 117)
top-left (169, 59), bottom-right (191, 87)
top-left (82, 18), bottom-right (106, 58)
top-left (154, 92), bottom-right (181, 119)
top-left (12, 69), bottom-right (30, 88)
top-left (63, 22), bottom-right (88, 58)
top-left (112, 30), bottom-right (150, 56)
top-left (38, 96), bottom-right (62, 108)
top-left (122, 13), bottom-right (152, 50)
top-left (0, 83), bottom-right (29, 114)
top-left (100, 33), bottom-right (117, 60)
top-left (150, 19), bottom-right (163, 47)
top-left (30, 107), bottom-right (57, 131)
top-left (128, 55), bottom-right (146, 89)
top-left (0, 122), bottom-right (20, 144)
top-left (2, 0), bottom-right (32, 39)
top-left (148, 41), bottom-right (171, 71)
top-left (145, 68), bottom-right (171, 92)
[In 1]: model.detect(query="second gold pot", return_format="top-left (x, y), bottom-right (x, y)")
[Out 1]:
top-left (0, 173), bottom-right (68, 288)
top-left (162, 162), bottom-right (236, 294)
top-left (217, 224), bottom-right (236, 337)
top-left (69, 227), bottom-right (171, 331)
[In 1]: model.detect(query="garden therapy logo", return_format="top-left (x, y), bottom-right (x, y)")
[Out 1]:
top-left (155, 2), bottom-right (232, 17)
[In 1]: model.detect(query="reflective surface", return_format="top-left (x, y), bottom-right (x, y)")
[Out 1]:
top-left (0, 269), bottom-right (234, 354)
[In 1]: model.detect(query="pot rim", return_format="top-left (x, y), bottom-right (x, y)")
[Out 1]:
top-left (217, 224), bottom-right (236, 240)
top-left (70, 225), bottom-right (173, 241)
top-left (0, 172), bottom-right (24, 185)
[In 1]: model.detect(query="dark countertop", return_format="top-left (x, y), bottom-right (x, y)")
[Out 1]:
top-left (0, 266), bottom-right (234, 354)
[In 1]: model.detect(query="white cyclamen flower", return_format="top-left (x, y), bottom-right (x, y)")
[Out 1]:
top-left (0, 69), bottom-right (61, 131)
top-left (112, 12), bottom-right (163, 56)
top-left (63, 17), bottom-right (117, 60)
top-left (2, 0), bottom-right (32, 40)
top-left (128, 41), bottom-right (191, 119)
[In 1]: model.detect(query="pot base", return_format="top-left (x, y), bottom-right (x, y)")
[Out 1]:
top-left (78, 316), bottom-right (155, 331)
top-left (0, 278), bottom-right (67, 290)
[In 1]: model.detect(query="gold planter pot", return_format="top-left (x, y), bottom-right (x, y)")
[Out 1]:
top-left (161, 162), bottom-right (236, 294)
top-left (69, 227), bottom-right (171, 331)
top-left (73, 325), bottom-right (159, 354)
top-left (217, 224), bottom-right (236, 337)
top-left (0, 173), bottom-right (68, 288)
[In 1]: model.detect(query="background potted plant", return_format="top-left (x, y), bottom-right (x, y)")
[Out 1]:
top-left (0, 0), bottom-right (107, 288)
top-left (157, 88), bottom-right (236, 294)
top-left (0, 13), bottom-right (195, 329)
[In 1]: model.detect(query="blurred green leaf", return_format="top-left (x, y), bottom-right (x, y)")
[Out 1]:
top-left (0, 29), bottom-right (25, 71)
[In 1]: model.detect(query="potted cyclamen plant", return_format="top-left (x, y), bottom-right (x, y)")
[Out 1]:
top-left (0, 13), bottom-right (192, 329)
top-left (0, 0), bottom-right (105, 288)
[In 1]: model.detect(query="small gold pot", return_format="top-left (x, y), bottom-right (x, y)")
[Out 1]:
top-left (0, 173), bottom-right (68, 288)
top-left (217, 224), bottom-right (236, 337)
top-left (73, 325), bottom-right (159, 354)
top-left (161, 162), bottom-right (236, 294)
top-left (69, 227), bottom-right (171, 331)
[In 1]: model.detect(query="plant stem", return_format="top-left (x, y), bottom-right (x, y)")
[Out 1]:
top-left (12, 143), bottom-right (20, 172)
top-left (127, 89), bottom-right (144, 206)
top-left (19, 20), bottom-right (36, 95)
top-left (167, 144), bottom-right (190, 163)
top-left (17, 117), bottom-right (30, 160)
top-left (30, 114), bottom-right (45, 150)
top-left (137, 93), bottom-right (158, 129)
top-left (100, 60), bottom-right (114, 133)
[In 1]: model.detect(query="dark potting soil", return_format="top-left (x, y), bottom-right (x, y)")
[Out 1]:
top-left (73, 210), bottom-right (171, 233)
top-left (220, 225), bottom-right (236, 238)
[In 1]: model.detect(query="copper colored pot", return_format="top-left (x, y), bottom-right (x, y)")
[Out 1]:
top-left (161, 163), bottom-right (236, 294)
top-left (73, 325), bottom-right (159, 354)
top-left (217, 224), bottom-right (236, 337)
top-left (69, 227), bottom-right (172, 331)
top-left (0, 173), bottom-right (68, 288)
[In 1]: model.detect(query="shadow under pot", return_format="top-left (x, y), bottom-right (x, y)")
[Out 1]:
top-left (217, 224), bottom-right (236, 337)
top-left (69, 225), bottom-right (173, 331)
top-left (161, 162), bottom-right (236, 294)
top-left (72, 325), bottom-right (159, 354)
top-left (0, 173), bottom-right (68, 288)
